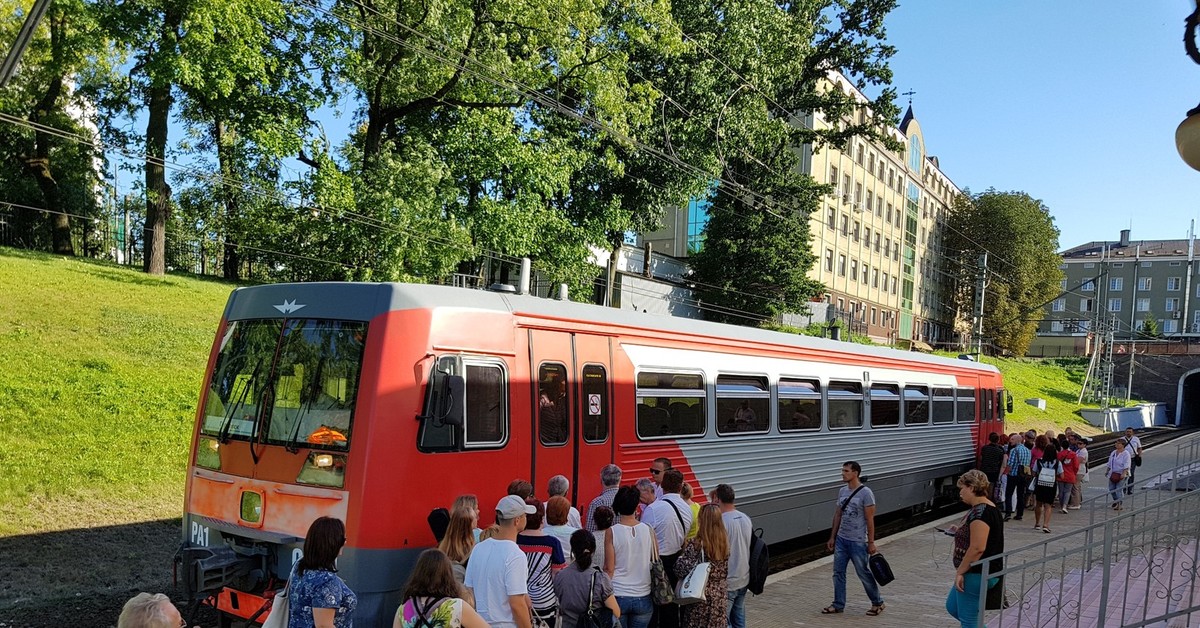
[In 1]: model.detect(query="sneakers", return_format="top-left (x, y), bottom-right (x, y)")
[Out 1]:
top-left (1060, 508), bottom-right (1068, 514)
top-left (1067, 505), bottom-right (1081, 510)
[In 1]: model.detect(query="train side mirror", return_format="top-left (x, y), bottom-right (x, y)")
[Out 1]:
top-left (440, 374), bottom-right (466, 426)
top-left (1006, 393), bottom-right (1014, 415)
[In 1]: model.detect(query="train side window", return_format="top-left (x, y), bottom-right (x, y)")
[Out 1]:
top-left (716, 374), bottom-right (770, 435)
top-left (779, 378), bottom-right (821, 431)
top-left (870, 384), bottom-right (901, 428)
top-left (931, 387), bottom-right (955, 424)
top-left (635, 371), bottom-right (706, 439)
top-left (581, 365), bottom-right (609, 443)
top-left (828, 381), bottom-right (863, 429)
top-left (464, 362), bottom-right (507, 447)
top-left (904, 385), bottom-right (930, 425)
top-left (957, 388), bottom-right (977, 423)
top-left (538, 363), bottom-right (570, 446)
top-left (983, 389), bottom-right (995, 421)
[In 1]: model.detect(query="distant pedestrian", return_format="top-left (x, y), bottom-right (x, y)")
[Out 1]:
top-left (1032, 445), bottom-right (1062, 533)
top-left (464, 495), bottom-right (535, 628)
top-left (586, 464), bottom-right (622, 531)
top-left (1124, 427), bottom-right (1143, 494)
top-left (118, 593), bottom-right (188, 628)
top-left (979, 432), bottom-right (1005, 502)
top-left (395, 549), bottom-right (489, 628)
top-left (1107, 439), bottom-right (1133, 511)
top-left (822, 461), bottom-right (885, 617)
top-left (1056, 443), bottom-right (1080, 514)
top-left (288, 517), bottom-right (357, 628)
top-left (712, 483), bottom-right (752, 628)
top-left (1069, 437), bottom-right (1091, 509)
top-left (1002, 434), bottom-right (1031, 522)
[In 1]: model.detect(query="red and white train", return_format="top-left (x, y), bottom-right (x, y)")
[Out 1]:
top-left (178, 282), bottom-right (1006, 626)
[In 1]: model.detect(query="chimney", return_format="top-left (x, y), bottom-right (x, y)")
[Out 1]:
top-left (1119, 229), bottom-right (1131, 247)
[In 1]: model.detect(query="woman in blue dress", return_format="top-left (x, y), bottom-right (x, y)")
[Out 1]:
top-left (289, 516), bottom-right (357, 628)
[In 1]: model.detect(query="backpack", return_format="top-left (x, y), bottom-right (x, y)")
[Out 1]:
top-left (748, 527), bottom-right (769, 595)
top-left (1036, 461), bottom-right (1058, 487)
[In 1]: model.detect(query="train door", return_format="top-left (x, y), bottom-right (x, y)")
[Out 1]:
top-left (528, 329), bottom-right (613, 510)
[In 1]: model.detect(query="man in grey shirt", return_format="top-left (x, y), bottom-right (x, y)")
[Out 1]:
top-left (823, 461), bottom-right (885, 616)
top-left (713, 483), bottom-right (752, 628)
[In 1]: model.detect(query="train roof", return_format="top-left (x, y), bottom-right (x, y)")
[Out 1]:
top-left (224, 282), bottom-right (1000, 375)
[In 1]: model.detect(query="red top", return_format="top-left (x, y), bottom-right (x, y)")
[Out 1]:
top-left (1057, 449), bottom-right (1080, 484)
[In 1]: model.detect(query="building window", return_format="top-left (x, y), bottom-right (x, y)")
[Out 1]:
top-left (1167, 298), bottom-right (1181, 312)
top-left (884, 238), bottom-right (891, 257)
top-left (1164, 319), bottom-right (1180, 334)
top-left (862, 263), bottom-right (870, 285)
top-left (1081, 298), bottom-right (1093, 312)
top-left (882, 272), bottom-right (889, 292)
top-left (826, 206), bottom-right (835, 229)
top-left (1110, 278), bottom-right (1123, 291)
top-left (1108, 298), bottom-right (1122, 312)
top-left (824, 249), bottom-right (834, 273)
top-left (840, 214), bottom-right (848, 235)
top-left (838, 254), bottom-right (846, 276)
top-left (872, 268), bottom-right (879, 288)
top-left (856, 144), bottom-right (864, 165)
top-left (891, 276), bottom-right (898, 294)
top-left (1136, 298), bottom-right (1150, 312)
top-left (830, 166), bottom-right (839, 188)
top-left (685, 196), bottom-right (710, 255)
top-left (853, 221), bottom-right (860, 241)
top-left (876, 197), bottom-right (883, 216)
top-left (864, 227), bottom-right (872, 245)
top-left (1138, 277), bottom-right (1152, 291)
top-left (871, 307), bottom-right (877, 325)
top-left (1141, 261), bottom-right (1153, 268)
top-left (1051, 321), bottom-right (1065, 332)
top-left (1084, 263), bottom-right (1095, 269)
top-left (850, 259), bottom-right (858, 281)
top-left (1169, 277), bottom-right (1182, 291)
top-left (1082, 280), bottom-right (1095, 292)
top-left (874, 233), bottom-right (881, 252)
top-left (1052, 299), bottom-right (1065, 312)
top-left (867, 152), bottom-right (876, 173)
top-left (1112, 263), bottom-right (1124, 268)
top-left (855, 182), bottom-right (864, 207)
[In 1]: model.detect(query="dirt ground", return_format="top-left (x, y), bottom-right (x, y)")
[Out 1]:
top-left (0, 518), bottom-right (210, 628)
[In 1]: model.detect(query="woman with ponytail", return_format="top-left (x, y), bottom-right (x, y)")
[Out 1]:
top-left (554, 529), bottom-right (621, 628)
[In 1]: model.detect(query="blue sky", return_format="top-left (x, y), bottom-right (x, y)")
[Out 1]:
top-left (882, 1), bottom-right (1200, 250)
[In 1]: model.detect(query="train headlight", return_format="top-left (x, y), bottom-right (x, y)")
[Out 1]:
top-left (240, 490), bottom-right (264, 525)
top-left (196, 437), bottom-right (221, 470)
top-left (297, 452), bottom-right (346, 488)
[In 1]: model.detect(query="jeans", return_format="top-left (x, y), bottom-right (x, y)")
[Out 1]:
top-left (832, 536), bottom-right (883, 609)
top-left (726, 586), bottom-right (747, 628)
top-left (1004, 474), bottom-right (1025, 518)
top-left (617, 595), bottom-right (653, 628)
top-left (1056, 481), bottom-right (1073, 509)
top-left (1109, 477), bottom-right (1126, 505)
top-left (946, 572), bottom-right (998, 628)
top-left (1127, 462), bottom-right (1137, 494)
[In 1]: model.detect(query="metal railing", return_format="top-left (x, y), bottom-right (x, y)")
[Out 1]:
top-left (1084, 434), bottom-right (1200, 528)
top-left (978, 462), bottom-right (1200, 627)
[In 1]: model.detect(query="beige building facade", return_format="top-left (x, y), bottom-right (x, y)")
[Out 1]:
top-left (641, 73), bottom-right (966, 346)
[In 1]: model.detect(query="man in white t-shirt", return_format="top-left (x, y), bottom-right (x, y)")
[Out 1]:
top-left (640, 468), bottom-right (691, 628)
top-left (465, 495), bottom-right (535, 628)
top-left (713, 483), bottom-right (752, 628)
top-left (1124, 427), bottom-right (1143, 495)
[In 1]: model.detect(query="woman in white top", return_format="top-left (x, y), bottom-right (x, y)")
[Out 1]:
top-left (605, 485), bottom-right (657, 628)
top-left (1107, 438), bottom-right (1133, 510)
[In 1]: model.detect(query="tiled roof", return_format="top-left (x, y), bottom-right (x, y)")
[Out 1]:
top-left (1061, 239), bottom-right (1197, 259)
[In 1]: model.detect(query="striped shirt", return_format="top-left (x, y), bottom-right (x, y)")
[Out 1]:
top-left (516, 533), bottom-right (566, 612)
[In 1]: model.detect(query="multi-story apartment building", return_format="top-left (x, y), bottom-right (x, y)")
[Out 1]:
top-left (1032, 229), bottom-right (1200, 356)
top-left (640, 72), bottom-right (964, 346)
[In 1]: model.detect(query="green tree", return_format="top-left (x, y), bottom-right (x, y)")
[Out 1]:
top-left (1139, 312), bottom-right (1161, 339)
top-left (685, 0), bottom-right (901, 321)
top-left (944, 189), bottom-right (1063, 355)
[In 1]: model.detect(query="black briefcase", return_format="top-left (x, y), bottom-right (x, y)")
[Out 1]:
top-left (868, 553), bottom-right (895, 586)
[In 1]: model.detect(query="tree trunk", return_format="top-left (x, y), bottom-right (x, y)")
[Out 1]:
top-left (142, 8), bottom-right (181, 275)
top-left (24, 9), bottom-right (71, 255)
top-left (214, 119), bottom-right (241, 280)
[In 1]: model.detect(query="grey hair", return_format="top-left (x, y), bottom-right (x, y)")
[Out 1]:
top-left (635, 478), bottom-right (655, 491)
top-left (118, 593), bottom-right (175, 628)
top-left (600, 464), bottom-right (622, 487)
top-left (548, 474), bottom-right (570, 497)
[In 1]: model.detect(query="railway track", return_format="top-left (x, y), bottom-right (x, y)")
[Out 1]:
top-left (766, 426), bottom-right (1200, 574)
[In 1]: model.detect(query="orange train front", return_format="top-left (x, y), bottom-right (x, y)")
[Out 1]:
top-left (178, 282), bottom-right (1006, 627)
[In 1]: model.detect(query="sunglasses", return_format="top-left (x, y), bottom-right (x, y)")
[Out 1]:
top-left (649, 468), bottom-right (663, 475)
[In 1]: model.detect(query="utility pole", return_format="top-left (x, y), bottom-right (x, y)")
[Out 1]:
top-left (974, 252), bottom-right (989, 356)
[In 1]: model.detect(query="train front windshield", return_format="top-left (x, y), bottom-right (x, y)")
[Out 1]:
top-left (201, 318), bottom-right (367, 451)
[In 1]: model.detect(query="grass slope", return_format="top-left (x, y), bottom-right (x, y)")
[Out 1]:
top-left (964, 355), bottom-right (1097, 436)
top-left (0, 248), bottom-right (234, 537)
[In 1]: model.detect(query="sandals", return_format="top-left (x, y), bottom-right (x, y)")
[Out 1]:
top-left (866, 604), bottom-right (886, 616)
top-left (821, 606), bottom-right (843, 614)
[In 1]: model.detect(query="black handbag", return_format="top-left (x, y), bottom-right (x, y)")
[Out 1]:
top-left (868, 553), bottom-right (895, 586)
top-left (574, 568), bottom-right (606, 628)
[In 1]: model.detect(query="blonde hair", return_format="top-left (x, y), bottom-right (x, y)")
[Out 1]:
top-left (438, 510), bottom-right (476, 563)
top-left (452, 494), bottom-right (478, 518)
top-left (478, 524), bottom-right (501, 541)
top-left (680, 482), bottom-right (694, 501)
top-left (695, 504), bottom-right (729, 561)
top-left (958, 469), bottom-right (991, 497)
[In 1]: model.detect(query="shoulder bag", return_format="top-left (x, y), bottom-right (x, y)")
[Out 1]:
top-left (868, 552), bottom-right (895, 586)
top-left (674, 546), bottom-right (710, 606)
top-left (261, 582), bottom-right (289, 628)
top-left (409, 596), bottom-right (449, 628)
top-left (648, 531), bottom-right (675, 606)
top-left (574, 568), bottom-right (606, 628)
top-left (840, 485), bottom-right (866, 512)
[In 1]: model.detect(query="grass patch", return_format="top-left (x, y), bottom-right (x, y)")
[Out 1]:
top-left (967, 354), bottom-right (1104, 436)
top-left (0, 248), bottom-right (235, 536)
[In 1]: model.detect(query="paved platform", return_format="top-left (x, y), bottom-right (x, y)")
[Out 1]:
top-left (746, 442), bottom-right (1185, 627)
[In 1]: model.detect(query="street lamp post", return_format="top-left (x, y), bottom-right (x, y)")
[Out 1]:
top-left (1178, 1), bottom-right (1200, 171)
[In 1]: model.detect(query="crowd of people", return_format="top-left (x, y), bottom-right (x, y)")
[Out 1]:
top-left (116, 428), bottom-right (1146, 628)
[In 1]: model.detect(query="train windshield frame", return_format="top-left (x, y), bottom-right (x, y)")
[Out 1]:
top-left (201, 318), bottom-right (367, 452)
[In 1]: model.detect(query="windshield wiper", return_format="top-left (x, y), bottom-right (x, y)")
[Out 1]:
top-left (285, 357), bottom-right (325, 454)
top-left (218, 358), bottom-right (263, 445)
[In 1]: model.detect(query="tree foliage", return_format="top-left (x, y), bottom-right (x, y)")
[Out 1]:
top-left (944, 189), bottom-right (1063, 356)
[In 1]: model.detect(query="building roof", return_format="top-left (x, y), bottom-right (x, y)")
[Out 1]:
top-left (899, 105), bottom-right (916, 134)
top-left (1061, 238), bottom-right (1197, 260)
